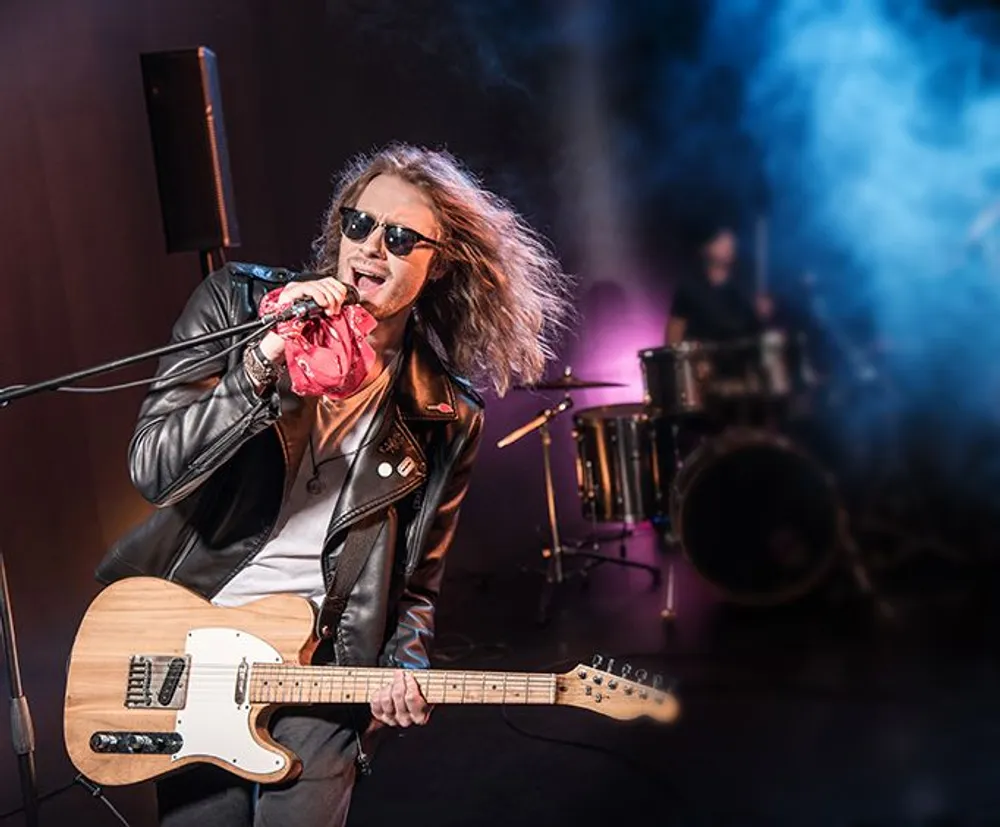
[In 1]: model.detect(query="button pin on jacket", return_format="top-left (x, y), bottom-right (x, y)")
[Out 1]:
top-left (397, 457), bottom-right (416, 478)
top-left (425, 402), bottom-right (454, 414)
top-left (377, 462), bottom-right (393, 478)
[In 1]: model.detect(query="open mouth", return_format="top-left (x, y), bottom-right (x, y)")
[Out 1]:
top-left (352, 267), bottom-right (387, 292)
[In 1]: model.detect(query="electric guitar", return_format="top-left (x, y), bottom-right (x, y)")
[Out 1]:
top-left (63, 577), bottom-right (679, 787)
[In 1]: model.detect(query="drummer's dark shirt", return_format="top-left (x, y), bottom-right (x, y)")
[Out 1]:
top-left (671, 274), bottom-right (761, 342)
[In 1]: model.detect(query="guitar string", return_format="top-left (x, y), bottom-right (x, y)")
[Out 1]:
top-left (111, 668), bottom-right (655, 705)
top-left (115, 663), bottom-right (564, 681)
top-left (113, 666), bottom-right (564, 678)
top-left (112, 667), bottom-right (651, 692)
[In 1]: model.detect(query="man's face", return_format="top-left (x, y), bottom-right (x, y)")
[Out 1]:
top-left (704, 229), bottom-right (737, 285)
top-left (337, 174), bottom-right (441, 322)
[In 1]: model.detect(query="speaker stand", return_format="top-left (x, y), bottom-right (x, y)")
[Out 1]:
top-left (199, 247), bottom-right (228, 278)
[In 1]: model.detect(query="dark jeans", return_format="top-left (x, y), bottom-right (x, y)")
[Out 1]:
top-left (156, 706), bottom-right (371, 827)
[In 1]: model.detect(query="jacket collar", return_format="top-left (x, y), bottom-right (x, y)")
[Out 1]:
top-left (272, 322), bottom-right (459, 538)
top-left (394, 323), bottom-right (459, 423)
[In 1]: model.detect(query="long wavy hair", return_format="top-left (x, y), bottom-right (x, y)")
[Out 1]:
top-left (309, 142), bottom-right (575, 397)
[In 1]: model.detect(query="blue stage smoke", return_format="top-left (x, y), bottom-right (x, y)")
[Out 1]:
top-left (700, 0), bottom-right (1000, 490)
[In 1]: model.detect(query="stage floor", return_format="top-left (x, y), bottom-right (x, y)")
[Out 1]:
top-left (9, 522), bottom-right (1000, 827)
top-left (347, 524), bottom-right (1000, 827)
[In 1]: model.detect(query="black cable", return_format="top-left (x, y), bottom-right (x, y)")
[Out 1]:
top-left (74, 775), bottom-right (131, 826)
top-left (0, 774), bottom-right (132, 826)
top-left (498, 705), bottom-right (708, 827)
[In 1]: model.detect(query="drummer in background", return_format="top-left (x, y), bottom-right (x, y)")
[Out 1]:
top-left (666, 224), bottom-right (774, 344)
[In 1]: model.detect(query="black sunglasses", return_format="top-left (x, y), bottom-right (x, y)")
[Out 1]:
top-left (339, 206), bottom-right (441, 257)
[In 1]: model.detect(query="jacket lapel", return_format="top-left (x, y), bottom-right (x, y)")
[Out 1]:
top-left (323, 327), bottom-right (457, 540)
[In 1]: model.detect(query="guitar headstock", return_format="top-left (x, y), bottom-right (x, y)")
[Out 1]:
top-left (555, 655), bottom-right (679, 723)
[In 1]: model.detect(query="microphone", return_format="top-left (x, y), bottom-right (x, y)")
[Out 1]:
top-left (261, 282), bottom-right (361, 324)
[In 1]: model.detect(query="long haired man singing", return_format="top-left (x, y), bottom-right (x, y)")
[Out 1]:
top-left (97, 143), bottom-right (575, 826)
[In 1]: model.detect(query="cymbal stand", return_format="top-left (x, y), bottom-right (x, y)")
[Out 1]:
top-left (497, 395), bottom-right (661, 625)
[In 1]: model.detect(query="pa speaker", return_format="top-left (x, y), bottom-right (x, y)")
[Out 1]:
top-left (140, 47), bottom-right (241, 254)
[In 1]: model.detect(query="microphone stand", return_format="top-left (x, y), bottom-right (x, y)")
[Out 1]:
top-left (0, 304), bottom-right (287, 824)
top-left (0, 317), bottom-right (275, 407)
top-left (0, 551), bottom-right (37, 827)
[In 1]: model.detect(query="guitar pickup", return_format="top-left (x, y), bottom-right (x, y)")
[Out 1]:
top-left (125, 655), bottom-right (190, 710)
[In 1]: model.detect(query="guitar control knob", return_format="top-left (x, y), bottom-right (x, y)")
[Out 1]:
top-left (127, 734), bottom-right (154, 753)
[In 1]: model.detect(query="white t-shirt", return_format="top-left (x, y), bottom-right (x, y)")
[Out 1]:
top-left (212, 364), bottom-right (394, 608)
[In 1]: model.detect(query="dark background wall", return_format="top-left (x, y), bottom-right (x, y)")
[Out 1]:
top-left (3, 0), bottom-right (1000, 821)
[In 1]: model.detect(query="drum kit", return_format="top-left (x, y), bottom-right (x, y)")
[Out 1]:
top-left (499, 329), bottom-right (869, 624)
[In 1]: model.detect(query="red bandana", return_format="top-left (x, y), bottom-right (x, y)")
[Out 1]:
top-left (258, 287), bottom-right (378, 398)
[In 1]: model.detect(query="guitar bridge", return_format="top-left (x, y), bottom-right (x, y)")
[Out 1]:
top-left (125, 655), bottom-right (191, 710)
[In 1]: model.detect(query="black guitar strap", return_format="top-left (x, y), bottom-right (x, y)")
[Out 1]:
top-left (315, 514), bottom-right (385, 645)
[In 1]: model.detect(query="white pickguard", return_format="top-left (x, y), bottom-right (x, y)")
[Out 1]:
top-left (172, 628), bottom-right (286, 776)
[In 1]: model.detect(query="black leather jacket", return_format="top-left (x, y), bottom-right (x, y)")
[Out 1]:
top-left (96, 263), bottom-right (485, 671)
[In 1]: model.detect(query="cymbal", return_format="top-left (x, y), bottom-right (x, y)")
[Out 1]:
top-left (517, 376), bottom-right (626, 390)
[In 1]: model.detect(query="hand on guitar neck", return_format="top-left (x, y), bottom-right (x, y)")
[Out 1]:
top-left (370, 671), bottom-right (431, 727)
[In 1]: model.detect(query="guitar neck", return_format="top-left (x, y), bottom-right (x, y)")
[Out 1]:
top-left (249, 664), bottom-right (558, 706)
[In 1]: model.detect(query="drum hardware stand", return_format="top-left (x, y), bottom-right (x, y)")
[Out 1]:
top-left (660, 557), bottom-right (678, 623)
top-left (497, 395), bottom-right (662, 625)
top-left (650, 419), bottom-right (694, 625)
top-left (577, 460), bottom-right (636, 556)
top-left (836, 507), bottom-right (896, 621)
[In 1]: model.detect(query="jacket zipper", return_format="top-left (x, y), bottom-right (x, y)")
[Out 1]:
top-left (155, 397), bottom-right (270, 506)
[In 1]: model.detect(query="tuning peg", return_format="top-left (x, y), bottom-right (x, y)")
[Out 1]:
top-left (606, 657), bottom-right (615, 674)
top-left (621, 663), bottom-right (632, 680)
top-left (591, 653), bottom-right (604, 669)
top-left (653, 674), bottom-right (664, 690)
top-left (635, 669), bottom-right (649, 698)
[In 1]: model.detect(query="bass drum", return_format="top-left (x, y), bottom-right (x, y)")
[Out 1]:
top-left (669, 428), bottom-right (841, 605)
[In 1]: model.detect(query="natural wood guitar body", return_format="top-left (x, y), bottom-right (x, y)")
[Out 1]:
top-left (63, 577), bottom-right (679, 786)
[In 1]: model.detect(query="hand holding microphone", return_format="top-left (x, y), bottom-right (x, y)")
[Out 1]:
top-left (258, 276), bottom-right (359, 363)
